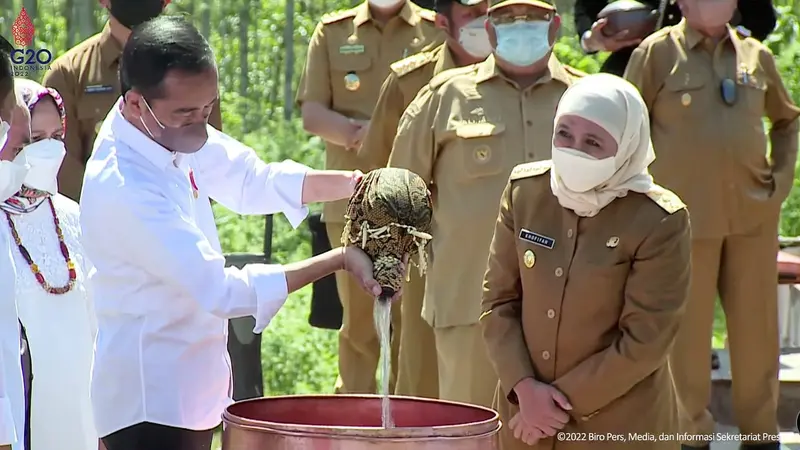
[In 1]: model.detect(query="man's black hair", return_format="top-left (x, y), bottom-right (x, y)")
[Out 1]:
top-left (119, 15), bottom-right (216, 99)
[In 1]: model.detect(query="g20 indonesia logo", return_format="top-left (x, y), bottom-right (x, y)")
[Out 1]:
top-left (3, 8), bottom-right (53, 77)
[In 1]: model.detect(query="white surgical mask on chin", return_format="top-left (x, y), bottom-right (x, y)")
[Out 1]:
top-left (494, 20), bottom-right (552, 67)
top-left (0, 153), bottom-right (30, 202)
top-left (18, 138), bottom-right (66, 195)
top-left (552, 146), bottom-right (617, 193)
top-left (368, 0), bottom-right (405, 9)
top-left (458, 17), bottom-right (492, 59)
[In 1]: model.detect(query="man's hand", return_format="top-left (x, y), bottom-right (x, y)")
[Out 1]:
top-left (509, 412), bottom-right (544, 446)
top-left (346, 120), bottom-right (369, 150)
top-left (342, 247), bottom-right (405, 300)
top-left (0, 98), bottom-right (31, 160)
top-left (583, 19), bottom-right (643, 53)
top-left (512, 378), bottom-right (572, 443)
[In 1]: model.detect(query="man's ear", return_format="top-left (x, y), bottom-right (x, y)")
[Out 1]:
top-left (123, 90), bottom-right (144, 119)
top-left (549, 14), bottom-right (561, 45)
top-left (485, 19), bottom-right (498, 48)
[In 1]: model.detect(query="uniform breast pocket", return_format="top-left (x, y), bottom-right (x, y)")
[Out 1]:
top-left (454, 122), bottom-right (506, 179)
top-left (737, 74), bottom-right (767, 116)
top-left (656, 74), bottom-right (708, 122)
top-left (329, 54), bottom-right (373, 100)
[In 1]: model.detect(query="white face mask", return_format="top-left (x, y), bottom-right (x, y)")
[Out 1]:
top-left (458, 17), bottom-right (492, 59)
top-left (0, 152), bottom-right (30, 202)
top-left (18, 138), bottom-right (66, 195)
top-left (368, 0), bottom-right (405, 9)
top-left (552, 146), bottom-right (617, 193)
top-left (494, 20), bottom-right (552, 67)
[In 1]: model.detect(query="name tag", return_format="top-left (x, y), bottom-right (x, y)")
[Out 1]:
top-left (519, 229), bottom-right (555, 250)
top-left (85, 85), bottom-right (114, 94)
top-left (339, 44), bottom-right (365, 54)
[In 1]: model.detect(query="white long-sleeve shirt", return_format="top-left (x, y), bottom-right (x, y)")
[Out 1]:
top-left (0, 219), bottom-right (24, 449)
top-left (79, 100), bottom-right (310, 437)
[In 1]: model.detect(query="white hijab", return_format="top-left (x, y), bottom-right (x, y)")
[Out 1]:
top-left (550, 73), bottom-right (656, 217)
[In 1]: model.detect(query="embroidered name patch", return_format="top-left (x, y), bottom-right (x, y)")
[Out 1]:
top-left (519, 229), bottom-right (555, 249)
top-left (85, 85), bottom-right (114, 94)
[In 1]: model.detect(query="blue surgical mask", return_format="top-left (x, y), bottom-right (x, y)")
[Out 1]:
top-left (494, 20), bottom-right (552, 67)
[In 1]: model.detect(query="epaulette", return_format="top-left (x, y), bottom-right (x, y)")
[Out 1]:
top-left (563, 65), bottom-right (587, 79)
top-left (429, 64), bottom-right (478, 89)
top-left (321, 8), bottom-right (357, 25)
top-left (391, 50), bottom-right (436, 78)
top-left (640, 26), bottom-right (672, 45)
top-left (645, 186), bottom-right (686, 214)
top-left (418, 8), bottom-right (436, 22)
top-left (509, 160), bottom-right (552, 181)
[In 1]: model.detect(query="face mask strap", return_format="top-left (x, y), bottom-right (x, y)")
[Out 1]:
top-left (141, 97), bottom-right (167, 130)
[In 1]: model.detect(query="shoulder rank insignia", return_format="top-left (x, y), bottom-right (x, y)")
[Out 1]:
top-left (391, 51), bottom-right (435, 78)
top-left (429, 64), bottom-right (478, 89)
top-left (510, 160), bottom-right (552, 181)
top-left (322, 8), bottom-right (357, 25)
top-left (645, 186), bottom-right (686, 214)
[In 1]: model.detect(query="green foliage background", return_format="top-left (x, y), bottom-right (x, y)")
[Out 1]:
top-left (1, 0), bottom-right (798, 403)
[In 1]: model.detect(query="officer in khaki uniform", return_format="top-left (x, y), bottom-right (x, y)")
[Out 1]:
top-left (481, 74), bottom-right (690, 450)
top-left (296, 0), bottom-right (441, 394)
top-left (358, 0), bottom-right (491, 400)
top-left (44, 0), bottom-right (223, 202)
top-left (624, 0), bottom-right (800, 448)
top-left (388, 0), bottom-right (583, 407)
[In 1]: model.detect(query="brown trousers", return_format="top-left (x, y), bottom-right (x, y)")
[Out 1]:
top-left (394, 270), bottom-right (439, 398)
top-left (326, 222), bottom-right (401, 394)
top-left (669, 222), bottom-right (780, 445)
top-left (435, 323), bottom-right (497, 408)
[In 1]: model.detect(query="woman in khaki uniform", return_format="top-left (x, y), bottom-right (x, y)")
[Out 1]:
top-left (480, 74), bottom-right (691, 450)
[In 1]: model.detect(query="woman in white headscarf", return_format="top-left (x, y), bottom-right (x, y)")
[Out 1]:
top-left (1, 78), bottom-right (98, 450)
top-left (480, 73), bottom-right (691, 450)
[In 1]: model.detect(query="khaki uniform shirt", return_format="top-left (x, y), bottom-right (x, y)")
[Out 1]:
top-left (480, 161), bottom-right (690, 447)
top-left (359, 43), bottom-right (456, 168)
top-left (44, 23), bottom-right (223, 202)
top-left (624, 20), bottom-right (800, 239)
top-left (296, 1), bottom-right (440, 222)
top-left (388, 55), bottom-right (583, 328)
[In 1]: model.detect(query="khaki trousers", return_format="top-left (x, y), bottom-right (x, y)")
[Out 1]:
top-left (669, 223), bottom-right (779, 445)
top-left (394, 270), bottom-right (439, 398)
top-left (435, 323), bottom-right (497, 408)
top-left (327, 223), bottom-right (401, 394)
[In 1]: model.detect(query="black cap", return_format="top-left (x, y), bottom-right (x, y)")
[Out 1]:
top-left (434, 0), bottom-right (485, 12)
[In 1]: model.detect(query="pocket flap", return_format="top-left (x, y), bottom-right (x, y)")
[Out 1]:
top-left (664, 72), bottom-right (707, 92)
top-left (455, 122), bottom-right (505, 139)
top-left (329, 54), bottom-right (373, 72)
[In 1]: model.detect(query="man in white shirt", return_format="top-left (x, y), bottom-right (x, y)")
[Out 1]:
top-left (80, 16), bottom-right (396, 450)
top-left (0, 46), bottom-right (32, 450)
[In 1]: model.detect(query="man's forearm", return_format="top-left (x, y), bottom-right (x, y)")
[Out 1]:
top-left (284, 248), bottom-right (345, 294)
top-left (301, 169), bottom-right (359, 204)
top-left (301, 102), bottom-right (358, 147)
top-left (771, 121), bottom-right (799, 198)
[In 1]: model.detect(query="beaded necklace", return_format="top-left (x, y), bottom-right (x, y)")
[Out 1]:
top-left (5, 197), bottom-right (76, 295)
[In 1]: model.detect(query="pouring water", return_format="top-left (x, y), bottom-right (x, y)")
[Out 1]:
top-left (374, 298), bottom-right (394, 429)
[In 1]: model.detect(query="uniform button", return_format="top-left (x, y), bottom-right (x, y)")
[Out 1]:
top-left (526, 120), bottom-right (533, 126)
top-left (542, 351), bottom-right (551, 360)
top-left (581, 416), bottom-right (590, 422)
top-left (567, 229), bottom-right (574, 238)
top-left (547, 309), bottom-right (556, 319)
top-left (555, 267), bottom-right (563, 277)
top-left (527, 152), bottom-right (534, 158)
top-left (668, 14), bottom-right (674, 20)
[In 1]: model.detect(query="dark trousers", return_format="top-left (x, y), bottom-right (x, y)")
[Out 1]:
top-left (20, 322), bottom-right (31, 450)
top-left (102, 422), bottom-right (214, 450)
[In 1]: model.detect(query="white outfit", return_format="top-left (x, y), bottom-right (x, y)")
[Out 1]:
top-left (0, 223), bottom-right (24, 449)
top-left (80, 99), bottom-right (310, 437)
top-left (3, 194), bottom-right (98, 450)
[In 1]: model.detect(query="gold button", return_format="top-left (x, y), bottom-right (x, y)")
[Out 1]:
top-left (542, 351), bottom-right (551, 360)
top-left (344, 72), bottom-right (361, 91)
top-left (555, 267), bottom-right (563, 277)
top-left (681, 93), bottom-right (692, 106)
top-left (523, 250), bottom-right (535, 268)
top-left (581, 416), bottom-right (590, 422)
top-left (474, 146), bottom-right (490, 161)
top-left (567, 229), bottom-right (573, 238)
top-left (547, 309), bottom-right (555, 319)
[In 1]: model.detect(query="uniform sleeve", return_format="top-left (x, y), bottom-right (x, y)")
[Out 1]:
top-left (574, 0), bottom-right (607, 39)
top-left (194, 128), bottom-right (310, 227)
top-left (208, 97), bottom-right (223, 131)
top-left (43, 64), bottom-right (85, 202)
top-left (761, 49), bottom-right (800, 200)
top-left (623, 44), bottom-right (659, 111)
top-left (387, 85), bottom-right (437, 184)
top-left (737, 0), bottom-right (777, 41)
top-left (480, 182), bottom-right (536, 402)
top-left (358, 73), bottom-right (405, 168)
top-left (551, 209), bottom-right (691, 417)
top-left (296, 22), bottom-right (332, 107)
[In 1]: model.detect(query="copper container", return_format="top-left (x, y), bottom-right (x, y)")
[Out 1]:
top-left (222, 395), bottom-right (500, 449)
